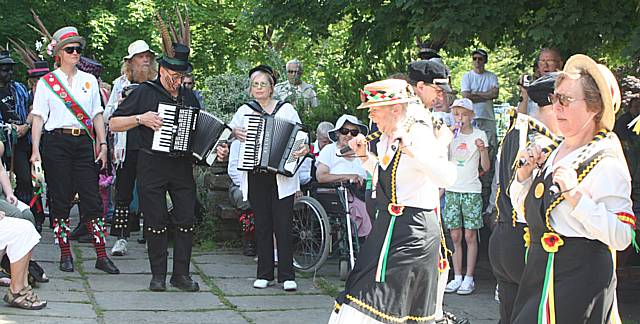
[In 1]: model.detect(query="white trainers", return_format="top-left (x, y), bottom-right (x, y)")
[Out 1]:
top-left (111, 239), bottom-right (128, 256)
top-left (283, 280), bottom-right (297, 291)
top-left (253, 279), bottom-right (275, 289)
top-left (444, 279), bottom-right (462, 293)
top-left (457, 280), bottom-right (475, 295)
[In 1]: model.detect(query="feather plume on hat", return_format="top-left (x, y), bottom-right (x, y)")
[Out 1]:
top-left (8, 38), bottom-right (39, 69)
top-left (29, 9), bottom-right (53, 41)
top-left (154, 11), bottom-right (175, 59)
top-left (154, 5), bottom-right (193, 73)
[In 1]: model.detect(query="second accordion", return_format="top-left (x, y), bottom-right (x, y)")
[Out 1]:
top-left (238, 114), bottom-right (308, 177)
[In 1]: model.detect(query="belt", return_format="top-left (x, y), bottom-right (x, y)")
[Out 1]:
top-left (50, 128), bottom-right (87, 136)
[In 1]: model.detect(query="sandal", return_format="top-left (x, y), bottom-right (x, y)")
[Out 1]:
top-left (3, 286), bottom-right (47, 310)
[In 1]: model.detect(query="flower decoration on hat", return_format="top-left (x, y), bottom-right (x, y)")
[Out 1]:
top-left (541, 232), bottom-right (564, 253)
top-left (7, 37), bottom-right (50, 78)
top-left (27, 9), bottom-right (54, 58)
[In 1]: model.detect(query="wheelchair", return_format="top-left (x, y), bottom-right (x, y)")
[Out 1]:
top-left (291, 181), bottom-right (361, 280)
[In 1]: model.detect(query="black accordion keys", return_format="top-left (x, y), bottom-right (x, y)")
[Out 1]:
top-left (152, 103), bottom-right (230, 164)
top-left (238, 114), bottom-right (308, 177)
top-left (152, 103), bottom-right (198, 155)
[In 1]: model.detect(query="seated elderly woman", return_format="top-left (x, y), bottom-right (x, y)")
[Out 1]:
top-left (0, 212), bottom-right (46, 310)
top-left (315, 114), bottom-right (372, 239)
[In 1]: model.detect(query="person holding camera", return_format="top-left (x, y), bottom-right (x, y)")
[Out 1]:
top-left (104, 40), bottom-right (157, 256)
top-left (517, 48), bottom-right (563, 115)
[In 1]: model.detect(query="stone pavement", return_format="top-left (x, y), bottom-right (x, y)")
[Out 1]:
top-left (1, 211), bottom-right (637, 323)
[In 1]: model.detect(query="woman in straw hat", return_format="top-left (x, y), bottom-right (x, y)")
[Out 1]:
top-left (510, 54), bottom-right (636, 323)
top-left (329, 79), bottom-right (457, 323)
top-left (30, 26), bottom-right (119, 275)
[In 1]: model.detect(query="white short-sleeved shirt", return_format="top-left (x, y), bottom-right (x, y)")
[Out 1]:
top-left (316, 143), bottom-right (367, 178)
top-left (32, 69), bottom-right (104, 131)
top-left (460, 70), bottom-right (499, 120)
top-left (447, 128), bottom-right (488, 193)
top-left (229, 102), bottom-right (302, 200)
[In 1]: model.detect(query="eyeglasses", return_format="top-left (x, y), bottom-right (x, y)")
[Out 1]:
top-left (251, 81), bottom-right (270, 88)
top-left (62, 46), bottom-right (83, 54)
top-left (548, 93), bottom-right (586, 106)
top-left (539, 59), bottom-right (558, 65)
top-left (338, 128), bottom-right (359, 136)
top-left (472, 56), bottom-right (484, 62)
top-left (287, 70), bottom-right (300, 74)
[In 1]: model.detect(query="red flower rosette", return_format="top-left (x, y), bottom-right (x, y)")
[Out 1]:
top-left (438, 258), bottom-right (449, 272)
top-left (541, 232), bottom-right (564, 253)
top-left (388, 203), bottom-right (405, 216)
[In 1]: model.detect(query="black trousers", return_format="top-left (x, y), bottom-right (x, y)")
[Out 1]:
top-left (248, 172), bottom-right (295, 282)
top-left (137, 150), bottom-right (195, 276)
top-left (488, 222), bottom-right (527, 324)
top-left (114, 149), bottom-right (138, 203)
top-left (111, 150), bottom-right (139, 238)
top-left (41, 132), bottom-right (102, 220)
top-left (7, 137), bottom-right (33, 202)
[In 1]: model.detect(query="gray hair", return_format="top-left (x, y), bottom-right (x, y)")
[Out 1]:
top-left (286, 59), bottom-right (303, 71)
top-left (316, 121), bottom-right (334, 137)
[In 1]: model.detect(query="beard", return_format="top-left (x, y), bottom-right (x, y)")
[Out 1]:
top-left (131, 64), bottom-right (154, 83)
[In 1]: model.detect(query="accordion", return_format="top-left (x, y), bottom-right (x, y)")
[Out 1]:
top-left (238, 114), bottom-right (308, 177)
top-left (152, 103), bottom-right (230, 164)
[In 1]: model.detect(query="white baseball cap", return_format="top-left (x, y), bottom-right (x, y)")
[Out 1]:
top-left (123, 40), bottom-right (156, 61)
top-left (450, 98), bottom-right (474, 112)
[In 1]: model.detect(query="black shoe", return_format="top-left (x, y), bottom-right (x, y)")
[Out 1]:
top-left (137, 238), bottom-right (147, 244)
top-left (170, 275), bottom-right (200, 292)
top-left (149, 275), bottom-right (166, 291)
top-left (60, 256), bottom-right (74, 272)
top-left (70, 224), bottom-right (88, 240)
top-left (95, 258), bottom-right (120, 274)
top-left (28, 261), bottom-right (49, 283)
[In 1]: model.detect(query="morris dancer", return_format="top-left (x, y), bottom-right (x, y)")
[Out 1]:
top-left (487, 73), bottom-right (562, 323)
top-left (30, 27), bottom-right (119, 274)
top-left (329, 79), bottom-right (457, 323)
top-left (510, 54), bottom-right (637, 323)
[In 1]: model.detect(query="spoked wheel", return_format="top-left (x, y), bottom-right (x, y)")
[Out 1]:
top-left (292, 196), bottom-right (331, 272)
top-left (338, 220), bottom-right (359, 281)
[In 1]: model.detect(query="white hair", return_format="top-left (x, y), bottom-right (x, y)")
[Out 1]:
top-left (316, 121), bottom-right (334, 137)
top-left (286, 59), bottom-right (303, 71)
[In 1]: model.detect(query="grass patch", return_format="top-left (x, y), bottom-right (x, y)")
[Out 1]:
top-left (313, 277), bottom-right (340, 298)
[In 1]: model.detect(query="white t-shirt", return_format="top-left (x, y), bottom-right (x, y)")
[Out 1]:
top-left (316, 143), bottom-right (367, 178)
top-left (460, 70), bottom-right (499, 120)
top-left (447, 128), bottom-right (488, 193)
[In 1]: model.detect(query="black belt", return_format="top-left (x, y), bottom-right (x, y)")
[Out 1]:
top-left (49, 128), bottom-right (87, 136)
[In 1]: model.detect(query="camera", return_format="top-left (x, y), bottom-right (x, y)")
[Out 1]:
top-left (521, 74), bottom-right (532, 87)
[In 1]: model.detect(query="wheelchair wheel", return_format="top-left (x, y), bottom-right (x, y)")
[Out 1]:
top-left (292, 196), bottom-right (330, 272)
top-left (339, 260), bottom-right (349, 281)
top-left (338, 220), bottom-right (359, 281)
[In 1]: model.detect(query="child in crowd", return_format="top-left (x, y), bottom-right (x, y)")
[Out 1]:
top-left (443, 98), bottom-right (490, 295)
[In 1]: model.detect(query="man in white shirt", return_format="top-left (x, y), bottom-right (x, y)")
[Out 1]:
top-left (461, 49), bottom-right (499, 213)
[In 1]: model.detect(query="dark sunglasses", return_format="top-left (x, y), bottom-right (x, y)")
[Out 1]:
top-left (472, 56), bottom-right (484, 61)
top-left (339, 128), bottom-right (359, 136)
top-left (63, 46), bottom-right (83, 54)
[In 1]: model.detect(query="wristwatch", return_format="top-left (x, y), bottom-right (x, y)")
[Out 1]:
top-left (135, 115), bottom-right (141, 126)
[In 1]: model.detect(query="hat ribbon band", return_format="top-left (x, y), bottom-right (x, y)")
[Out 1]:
top-left (59, 32), bottom-right (80, 41)
top-left (162, 56), bottom-right (188, 65)
top-left (28, 68), bottom-right (49, 74)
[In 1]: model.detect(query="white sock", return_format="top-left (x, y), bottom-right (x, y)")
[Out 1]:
top-left (454, 275), bottom-right (463, 282)
top-left (463, 276), bottom-right (474, 283)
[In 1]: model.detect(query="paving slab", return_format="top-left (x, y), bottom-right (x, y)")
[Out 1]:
top-left (86, 274), bottom-right (209, 292)
top-left (227, 295), bottom-right (334, 311)
top-left (0, 314), bottom-right (97, 324)
top-left (32, 244), bottom-right (63, 262)
top-left (197, 263), bottom-right (256, 278)
top-left (243, 308), bottom-right (332, 324)
top-left (214, 277), bottom-right (325, 296)
top-left (0, 302), bottom-right (96, 318)
top-left (35, 277), bottom-right (85, 293)
top-left (81, 259), bottom-right (173, 274)
top-left (92, 291), bottom-right (227, 311)
top-left (102, 310), bottom-right (247, 323)
top-left (193, 253), bottom-right (255, 265)
top-left (35, 261), bottom-right (83, 279)
top-left (37, 291), bottom-right (90, 303)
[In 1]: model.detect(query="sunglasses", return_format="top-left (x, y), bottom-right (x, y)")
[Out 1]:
top-left (287, 70), bottom-right (300, 74)
top-left (62, 46), bottom-right (83, 54)
top-left (548, 93), bottom-right (585, 106)
top-left (472, 56), bottom-right (484, 61)
top-left (183, 82), bottom-right (194, 85)
top-left (338, 128), bottom-right (359, 136)
top-left (251, 81), bottom-right (270, 88)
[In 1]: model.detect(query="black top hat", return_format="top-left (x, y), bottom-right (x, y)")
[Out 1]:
top-left (158, 43), bottom-right (193, 74)
top-left (0, 51), bottom-right (17, 65)
top-left (28, 61), bottom-right (50, 78)
top-left (408, 59), bottom-right (452, 92)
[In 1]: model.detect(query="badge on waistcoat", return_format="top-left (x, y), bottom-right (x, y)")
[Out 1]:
top-left (534, 182), bottom-right (545, 199)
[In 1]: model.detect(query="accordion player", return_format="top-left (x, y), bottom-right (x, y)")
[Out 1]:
top-left (151, 102), bottom-right (230, 164)
top-left (238, 114), bottom-right (308, 177)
